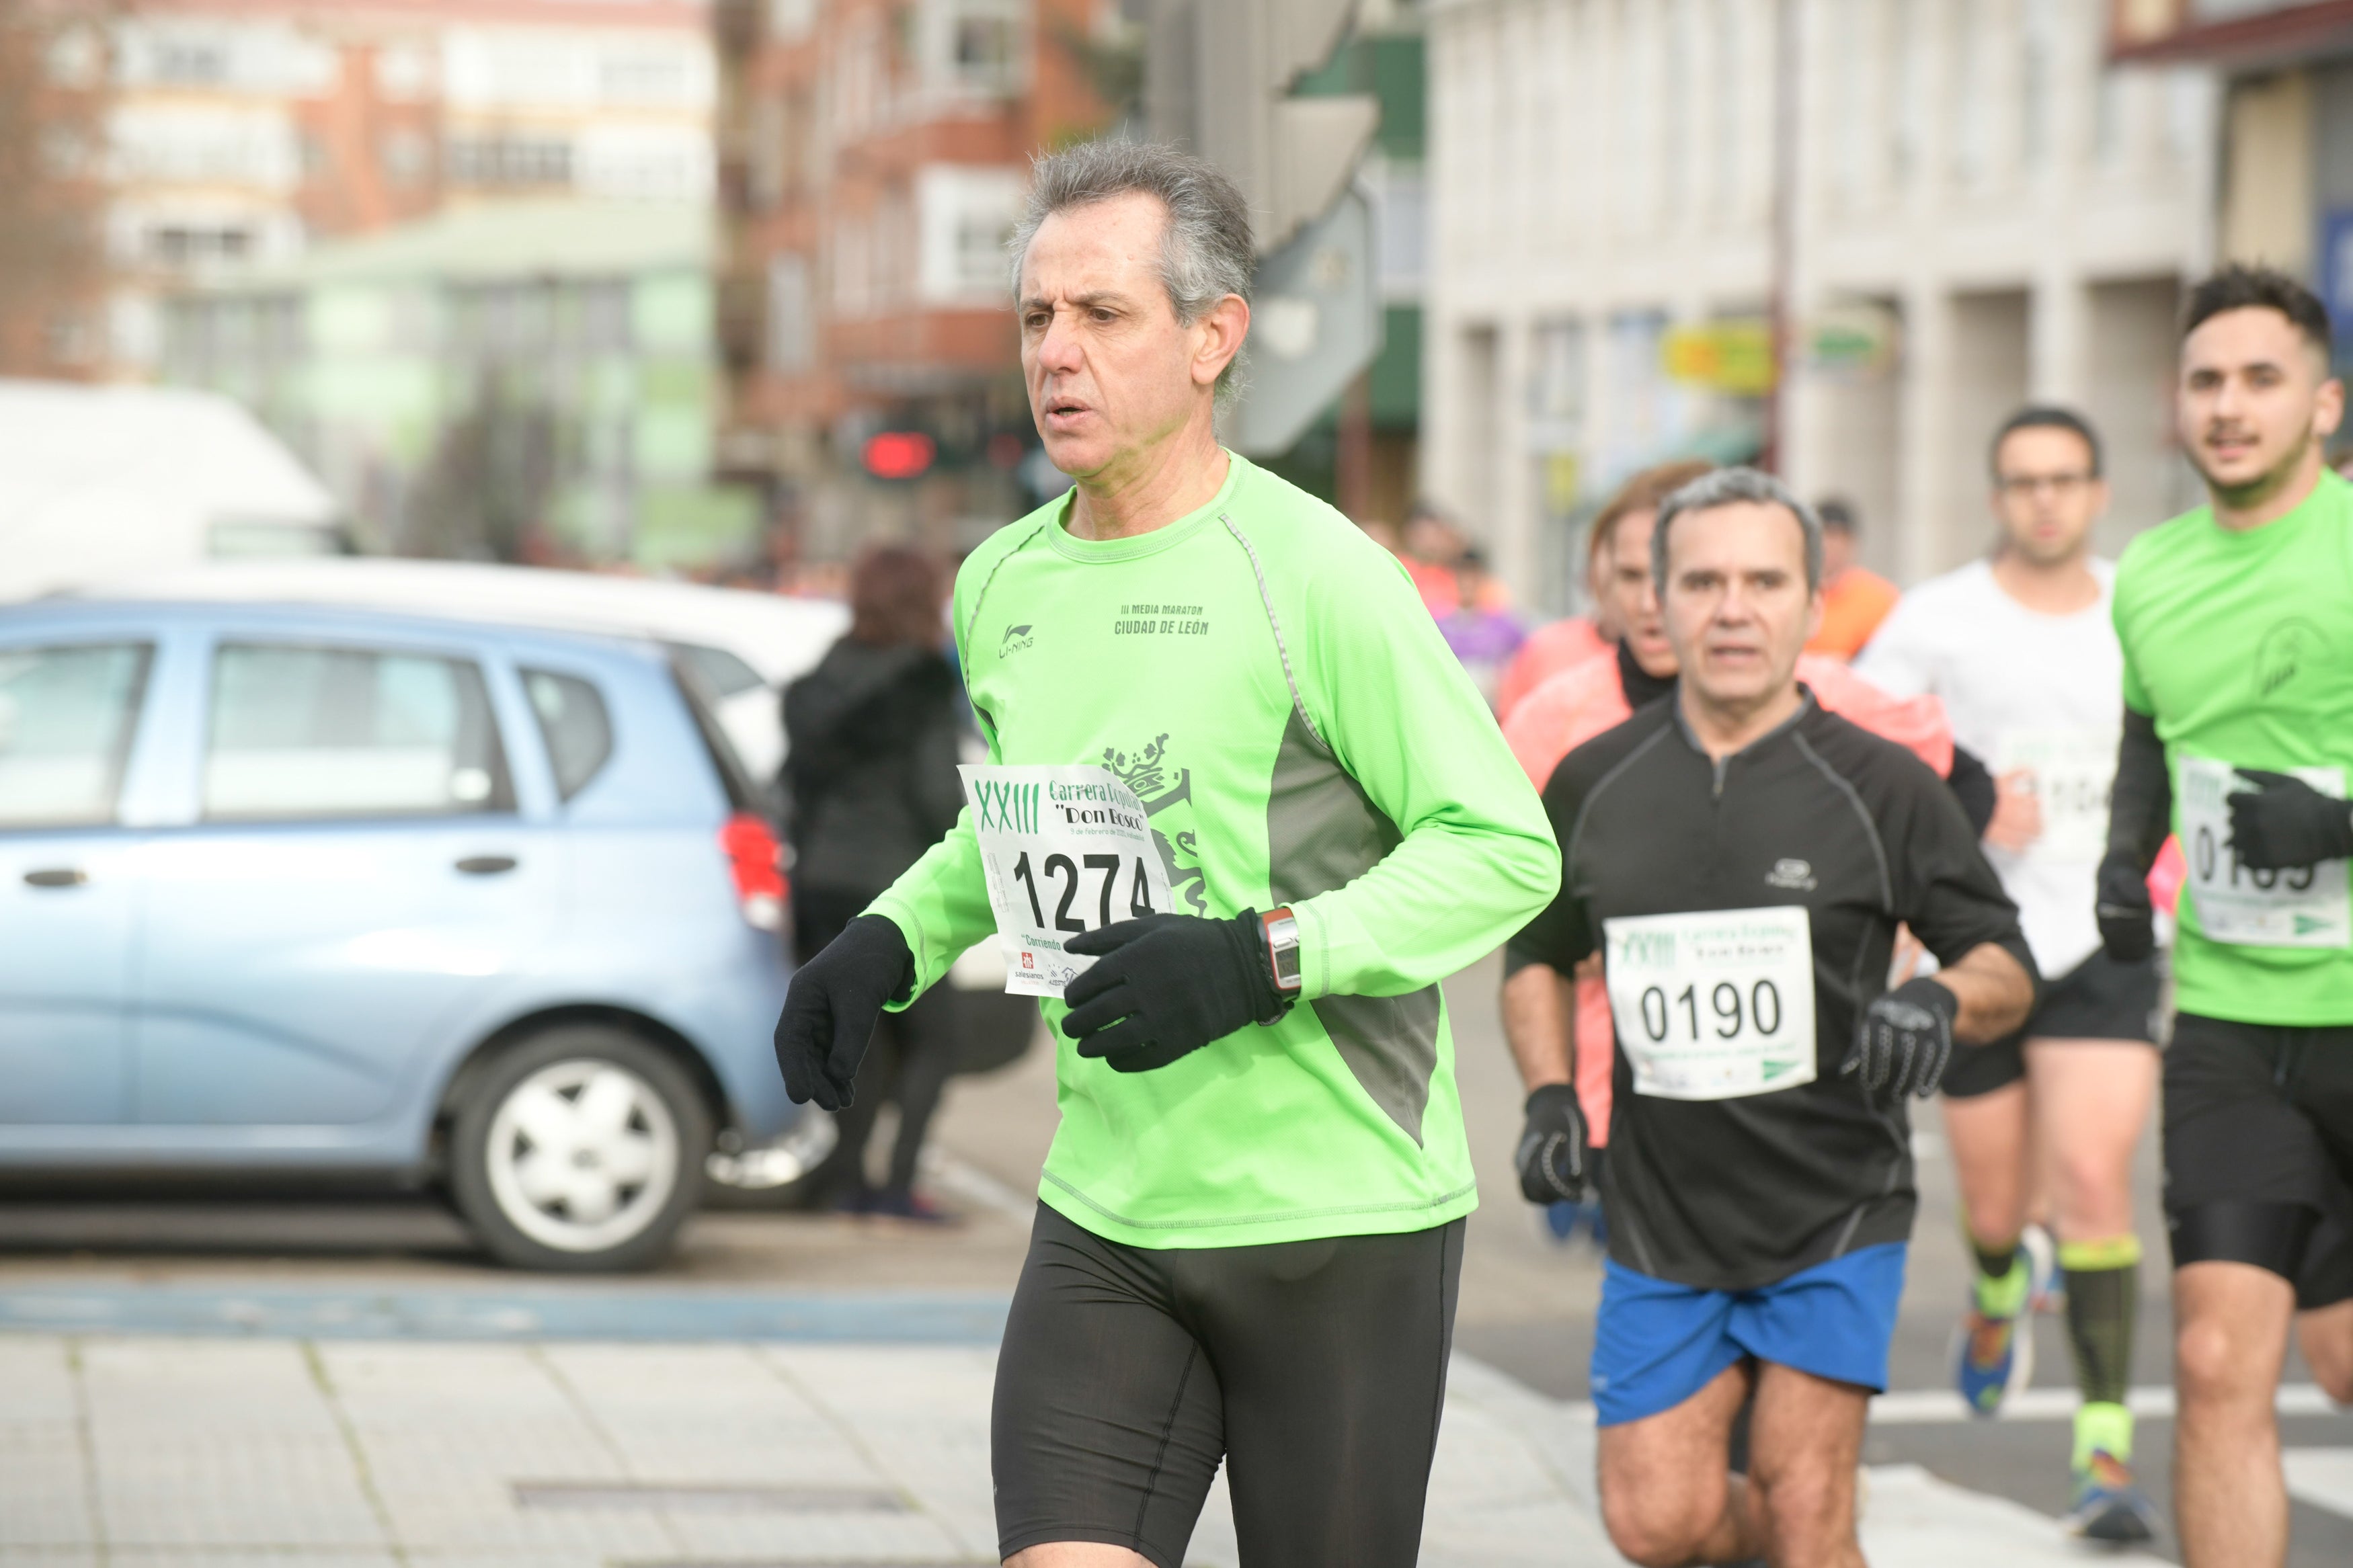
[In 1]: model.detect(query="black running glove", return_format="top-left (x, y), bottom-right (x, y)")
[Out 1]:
top-left (1060, 911), bottom-right (1286, 1073)
top-left (2229, 769), bottom-right (2353, 871)
top-left (1843, 977), bottom-right (1958, 1100)
top-left (1515, 1083), bottom-right (1589, 1205)
top-left (773, 915), bottom-right (912, 1112)
top-left (2096, 850), bottom-right (2157, 963)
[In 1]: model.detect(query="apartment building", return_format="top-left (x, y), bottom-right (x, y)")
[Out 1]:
top-left (1425, 0), bottom-right (2217, 610)
top-left (35, 0), bottom-right (715, 378)
top-left (713, 0), bottom-right (1115, 563)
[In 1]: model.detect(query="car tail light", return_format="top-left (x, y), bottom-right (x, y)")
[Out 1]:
top-left (720, 812), bottom-right (785, 932)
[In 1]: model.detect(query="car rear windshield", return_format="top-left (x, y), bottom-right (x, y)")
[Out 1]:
top-left (668, 656), bottom-right (762, 815)
top-left (667, 642), bottom-right (765, 700)
top-left (0, 641), bottom-right (153, 828)
top-left (520, 668), bottom-right (614, 802)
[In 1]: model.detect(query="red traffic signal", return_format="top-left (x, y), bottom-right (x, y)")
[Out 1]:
top-left (863, 431), bottom-right (935, 480)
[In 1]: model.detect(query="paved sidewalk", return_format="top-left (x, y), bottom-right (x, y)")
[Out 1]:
top-left (0, 1326), bottom-right (2178, 1568)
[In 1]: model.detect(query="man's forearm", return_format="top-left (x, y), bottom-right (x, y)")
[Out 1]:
top-left (1501, 962), bottom-right (1575, 1090)
top-left (1936, 942), bottom-right (2036, 1044)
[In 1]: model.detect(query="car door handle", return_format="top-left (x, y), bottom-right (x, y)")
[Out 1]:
top-left (454, 856), bottom-right (520, 876)
top-left (23, 868), bottom-right (89, 889)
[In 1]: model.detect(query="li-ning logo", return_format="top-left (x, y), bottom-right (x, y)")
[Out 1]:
top-left (973, 778), bottom-right (1041, 833)
top-left (1000, 622), bottom-right (1036, 657)
top-left (1765, 858), bottom-right (1818, 891)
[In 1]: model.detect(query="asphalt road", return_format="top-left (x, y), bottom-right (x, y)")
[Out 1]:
top-left (3, 952), bottom-right (2349, 1563)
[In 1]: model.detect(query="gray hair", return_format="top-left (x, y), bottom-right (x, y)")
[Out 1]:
top-left (1652, 466), bottom-right (1826, 591)
top-left (1007, 139), bottom-right (1255, 397)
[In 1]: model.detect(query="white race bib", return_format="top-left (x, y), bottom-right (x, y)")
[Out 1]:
top-left (2178, 755), bottom-right (2352, 948)
top-left (961, 764), bottom-right (1176, 997)
top-left (1603, 906), bottom-right (1818, 1101)
top-left (1997, 726), bottom-right (2118, 864)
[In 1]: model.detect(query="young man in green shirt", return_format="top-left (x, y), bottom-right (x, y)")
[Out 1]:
top-left (2096, 265), bottom-right (2353, 1567)
top-left (772, 141), bottom-right (1557, 1568)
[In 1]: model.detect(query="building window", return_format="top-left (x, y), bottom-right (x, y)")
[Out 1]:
top-left (149, 224), bottom-right (255, 268)
top-left (767, 253), bottom-right (813, 372)
top-left (445, 136), bottom-right (573, 188)
top-left (382, 128), bottom-right (430, 184)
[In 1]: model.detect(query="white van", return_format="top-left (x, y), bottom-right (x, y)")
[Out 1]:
top-left (91, 557), bottom-right (849, 784)
top-left (0, 380), bottom-right (350, 599)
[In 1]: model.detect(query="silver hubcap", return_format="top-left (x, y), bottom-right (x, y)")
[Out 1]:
top-left (485, 1059), bottom-right (680, 1253)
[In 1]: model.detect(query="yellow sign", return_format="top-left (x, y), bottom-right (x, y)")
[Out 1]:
top-left (1662, 321), bottom-right (1776, 395)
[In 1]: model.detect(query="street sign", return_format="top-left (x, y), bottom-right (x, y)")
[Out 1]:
top-left (1222, 187), bottom-right (1381, 456)
top-left (1662, 321), bottom-right (1775, 395)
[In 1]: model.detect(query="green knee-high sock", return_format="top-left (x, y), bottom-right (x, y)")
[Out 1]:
top-left (2061, 1235), bottom-right (2141, 1468)
top-left (1970, 1234), bottom-right (2029, 1319)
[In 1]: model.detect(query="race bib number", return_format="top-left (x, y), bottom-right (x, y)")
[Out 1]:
top-left (961, 764), bottom-right (1175, 997)
top-left (2178, 755), bottom-right (2351, 948)
top-left (1997, 727), bottom-right (2118, 863)
top-left (1603, 906), bottom-right (1818, 1101)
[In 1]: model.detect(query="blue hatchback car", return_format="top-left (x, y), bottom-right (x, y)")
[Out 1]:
top-left (0, 598), bottom-right (799, 1270)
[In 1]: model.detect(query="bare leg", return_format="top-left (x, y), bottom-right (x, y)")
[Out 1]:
top-left (1005, 1548), bottom-right (1148, 1568)
top-left (1943, 1081), bottom-right (2031, 1253)
top-left (1747, 1362), bottom-right (1871, 1568)
top-left (2026, 1040), bottom-right (2157, 1245)
top-left (1597, 1360), bottom-right (1765, 1567)
top-left (2299, 1297), bottom-right (2353, 1405)
top-left (2173, 1260), bottom-right (2297, 1568)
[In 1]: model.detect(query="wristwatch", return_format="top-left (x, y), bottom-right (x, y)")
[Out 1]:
top-left (1261, 907), bottom-right (1304, 999)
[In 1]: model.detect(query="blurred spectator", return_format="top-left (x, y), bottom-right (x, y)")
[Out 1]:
top-left (781, 545), bottom-right (965, 1221)
top-left (1401, 499), bottom-right (1467, 616)
top-left (1806, 496), bottom-right (1901, 661)
top-left (1494, 458), bottom-right (1714, 720)
top-left (1436, 548), bottom-right (1527, 707)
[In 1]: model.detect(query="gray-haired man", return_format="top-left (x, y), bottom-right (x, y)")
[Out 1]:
top-left (1507, 468), bottom-right (2036, 1567)
top-left (771, 143), bottom-right (1558, 1565)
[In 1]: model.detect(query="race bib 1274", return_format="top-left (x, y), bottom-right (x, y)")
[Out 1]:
top-left (961, 764), bottom-right (1175, 997)
top-left (1603, 905), bottom-right (1819, 1101)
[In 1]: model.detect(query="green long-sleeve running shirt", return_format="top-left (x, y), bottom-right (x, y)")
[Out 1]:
top-left (867, 453), bottom-right (1560, 1247)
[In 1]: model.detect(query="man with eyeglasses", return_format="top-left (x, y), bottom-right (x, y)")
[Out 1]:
top-left (1858, 407), bottom-right (2161, 1541)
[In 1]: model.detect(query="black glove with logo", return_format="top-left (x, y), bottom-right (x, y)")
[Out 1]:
top-left (1843, 977), bottom-right (1958, 1100)
top-left (1060, 911), bottom-right (1286, 1074)
top-left (1515, 1083), bottom-right (1589, 1205)
top-left (2229, 769), bottom-right (2353, 871)
top-left (2096, 849), bottom-right (2156, 964)
top-left (773, 915), bottom-right (912, 1112)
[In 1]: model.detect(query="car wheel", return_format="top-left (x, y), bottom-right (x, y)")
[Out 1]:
top-left (449, 1028), bottom-right (713, 1272)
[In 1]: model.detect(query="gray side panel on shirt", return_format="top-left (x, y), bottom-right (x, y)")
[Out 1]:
top-left (1264, 706), bottom-right (1443, 1145)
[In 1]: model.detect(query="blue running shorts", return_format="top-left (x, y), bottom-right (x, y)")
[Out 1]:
top-left (1589, 1242), bottom-right (1909, 1426)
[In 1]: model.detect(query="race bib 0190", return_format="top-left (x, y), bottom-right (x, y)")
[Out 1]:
top-left (961, 764), bottom-right (1176, 997)
top-left (1603, 905), bottom-right (1818, 1101)
top-left (1997, 726), bottom-right (2119, 864)
top-left (2178, 755), bottom-right (2352, 948)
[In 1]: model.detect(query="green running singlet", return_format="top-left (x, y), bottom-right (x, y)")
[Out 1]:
top-left (2112, 470), bottom-right (2353, 1025)
top-left (867, 453), bottom-right (1560, 1247)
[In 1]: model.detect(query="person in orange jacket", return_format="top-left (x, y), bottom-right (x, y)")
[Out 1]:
top-left (1804, 497), bottom-right (1901, 661)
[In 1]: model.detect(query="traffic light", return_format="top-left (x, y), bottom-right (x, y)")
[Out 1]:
top-left (1144, 0), bottom-right (1378, 257)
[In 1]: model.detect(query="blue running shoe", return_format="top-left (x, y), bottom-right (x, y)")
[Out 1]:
top-left (2067, 1450), bottom-right (2159, 1543)
top-left (1949, 1301), bottom-right (2034, 1416)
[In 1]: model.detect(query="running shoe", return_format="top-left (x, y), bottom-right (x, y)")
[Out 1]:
top-left (1950, 1300), bottom-right (2034, 1415)
top-left (2066, 1450), bottom-right (2159, 1543)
